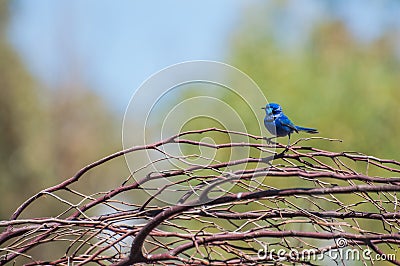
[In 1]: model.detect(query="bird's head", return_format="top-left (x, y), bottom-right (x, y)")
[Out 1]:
top-left (261, 103), bottom-right (282, 116)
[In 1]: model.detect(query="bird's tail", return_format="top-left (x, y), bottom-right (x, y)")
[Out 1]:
top-left (295, 126), bottom-right (318, 134)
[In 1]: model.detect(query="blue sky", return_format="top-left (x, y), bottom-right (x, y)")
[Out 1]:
top-left (8, 1), bottom-right (248, 113)
top-left (8, 1), bottom-right (400, 113)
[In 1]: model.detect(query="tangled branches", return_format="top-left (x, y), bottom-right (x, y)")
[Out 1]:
top-left (1, 128), bottom-right (400, 265)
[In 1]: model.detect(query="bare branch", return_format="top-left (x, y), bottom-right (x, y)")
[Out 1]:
top-left (1, 128), bottom-right (399, 265)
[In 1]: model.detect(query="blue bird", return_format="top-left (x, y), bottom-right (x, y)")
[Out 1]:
top-left (262, 103), bottom-right (318, 146)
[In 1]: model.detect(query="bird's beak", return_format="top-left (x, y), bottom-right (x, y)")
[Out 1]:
top-left (261, 107), bottom-right (266, 110)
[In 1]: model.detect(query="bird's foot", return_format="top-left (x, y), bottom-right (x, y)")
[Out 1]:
top-left (283, 145), bottom-right (290, 153)
top-left (263, 137), bottom-right (277, 145)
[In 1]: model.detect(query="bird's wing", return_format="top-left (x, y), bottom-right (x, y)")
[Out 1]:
top-left (280, 116), bottom-right (299, 133)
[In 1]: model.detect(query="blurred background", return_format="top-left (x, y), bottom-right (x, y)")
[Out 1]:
top-left (1, 0), bottom-right (400, 225)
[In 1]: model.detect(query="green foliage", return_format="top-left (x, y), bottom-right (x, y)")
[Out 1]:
top-left (0, 3), bottom-right (123, 221)
top-left (227, 4), bottom-right (400, 160)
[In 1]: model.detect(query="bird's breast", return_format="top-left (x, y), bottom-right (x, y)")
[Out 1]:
top-left (264, 115), bottom-right (274, 122)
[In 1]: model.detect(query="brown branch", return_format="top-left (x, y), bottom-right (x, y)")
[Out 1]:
top-left (1, 128), bottom-right (400, 265)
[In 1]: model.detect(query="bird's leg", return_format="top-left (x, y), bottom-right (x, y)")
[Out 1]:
top-left (263, 136), bottom-right (277, 145)
top-left (283, 134), bottom-right (291, 152)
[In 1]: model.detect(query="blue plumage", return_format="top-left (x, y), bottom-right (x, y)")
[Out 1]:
top-left (262, 103), bottom-right (318, 145)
